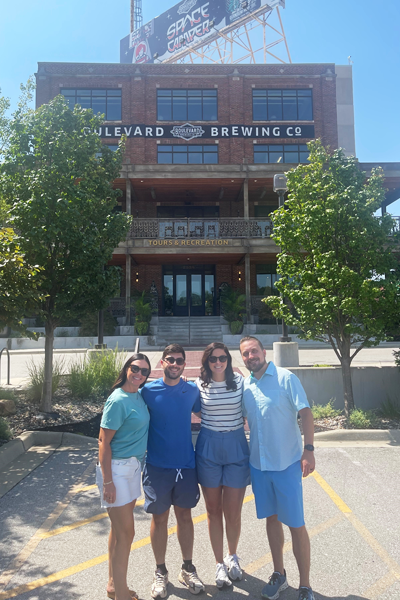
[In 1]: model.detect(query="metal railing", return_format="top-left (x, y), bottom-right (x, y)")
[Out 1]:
top-left (129, 218), bottom-right (273, 240)
top-left (0, 348), bottom-right (10, 386)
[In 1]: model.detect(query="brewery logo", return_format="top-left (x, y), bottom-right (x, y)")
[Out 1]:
top-left (170, 123), bottom-right (205, 141)
top-left (178, 0), bottom-right (198, 15)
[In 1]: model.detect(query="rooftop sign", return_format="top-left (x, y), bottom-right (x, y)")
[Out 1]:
top-left (120, 0), bottom-right (285, 64)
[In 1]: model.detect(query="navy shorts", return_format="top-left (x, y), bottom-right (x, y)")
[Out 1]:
top-left (143, 463), bottom-right (200, 515)
top-left (196, 427), bottom-right (250, 489)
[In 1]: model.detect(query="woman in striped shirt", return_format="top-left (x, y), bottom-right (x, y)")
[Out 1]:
top-left (195, 342), bottom-right (250, 589)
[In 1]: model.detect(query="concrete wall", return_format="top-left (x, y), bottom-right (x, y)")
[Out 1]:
top-left (290, 366), bottom-right (400, 411)
top-left (1, 336), bottom-right (157, 351)
top-left (336, 65), bottom-right (356, 157)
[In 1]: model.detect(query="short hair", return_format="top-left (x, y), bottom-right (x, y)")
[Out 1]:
top-left (162, 343), bottom-right (186, 360)
top-left (239, 336), bottom-right (264, 352)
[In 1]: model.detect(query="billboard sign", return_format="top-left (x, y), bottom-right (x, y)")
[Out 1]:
top-left (120, 0), bottom-right (284, 64)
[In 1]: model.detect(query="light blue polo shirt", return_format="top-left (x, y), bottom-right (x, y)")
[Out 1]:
top-left (242, 361), bottom-right (309, 472)
top-left (101, 388), bottom-right (150, 460)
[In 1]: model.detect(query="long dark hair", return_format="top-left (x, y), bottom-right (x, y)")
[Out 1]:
top-left (110, 353), bottom-right (151, 393)
top-left (200, 342), bottom-right (237, 391)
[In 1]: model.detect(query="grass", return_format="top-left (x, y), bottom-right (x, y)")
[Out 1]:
top-left (313, 363), bottom-right (334, 368)
top-left (66, 347), bottom-right (124, 400)
top-left (348, 408), bottom-right (377, 429)
top-left (0, 417), bottom-right (12, 441)
top-left (311, 400), bottom-right (342, 419)
top-left (378, 397), bottom-right (400, 420)
top-left (26, 357), bottom-right (65, 404)
top-left (0, 388), bottom-right (16, 401)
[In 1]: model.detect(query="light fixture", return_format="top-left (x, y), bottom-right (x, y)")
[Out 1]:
top-left (135, 272), bottom-right (139, 283)
top-left (209, 19), bottom-right (215, 28)
top-left (150, 187), bottom-right (156, 200)
top-left (260, 187), bottom-right (267, 199)
top-left (273, 174), bottom-right (288, 194)
top-left (238, 270), bottom-right (242, 281)
top-left (241, 1), bottom-right (248, 8)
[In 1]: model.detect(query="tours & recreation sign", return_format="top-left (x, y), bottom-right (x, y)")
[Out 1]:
top-left (120, 0), bottom-right (285, 64)
top-left (99, 123), bottom-right (314, 140)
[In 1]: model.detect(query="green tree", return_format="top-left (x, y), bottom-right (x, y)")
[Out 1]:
top-left (1, 95), bottom-right (131, 411)
top-left (266, 140), bottom-right (399, 416)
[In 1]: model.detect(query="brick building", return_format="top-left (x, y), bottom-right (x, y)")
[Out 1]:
top-left (35, 62), bottom-right (400, 342)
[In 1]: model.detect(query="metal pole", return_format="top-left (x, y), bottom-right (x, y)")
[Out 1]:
top-left (188, 288), bottom-right (191, 346)
top-left (278, 191), bottom-right (291, 342)
top-left (135, 337), bottom-right (140, 353)
top-left (0, 348), bottom-right (11, 385)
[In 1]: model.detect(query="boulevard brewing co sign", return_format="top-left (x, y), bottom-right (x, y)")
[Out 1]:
top-left (99, 123), bottom-right (314, 140)
top-left (120, 0), bottom-right (285, 64)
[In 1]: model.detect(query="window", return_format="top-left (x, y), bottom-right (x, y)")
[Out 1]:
top-left (256, 265), bottom-right (280, 296)
top-left (254, 144), bottom-right (309, 164)
top-left (253, 89), bottom-right (313, 121)
top-left (157, 90), bottom-right (218, 121)
top-left (61, 89), bottom-right (122, 121)
top-left (157, 206), bottom-right (219, 218)
top-left (158, 145), bottom-right (218, 164)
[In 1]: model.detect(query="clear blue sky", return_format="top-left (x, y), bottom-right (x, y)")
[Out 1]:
top-left (1, 0), bottom-right (399, 206)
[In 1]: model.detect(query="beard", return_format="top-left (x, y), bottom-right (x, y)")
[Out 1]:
top-left (246, 358), bottom-right (266, 373)
top-left (164, 366), bottom-right (183, 380)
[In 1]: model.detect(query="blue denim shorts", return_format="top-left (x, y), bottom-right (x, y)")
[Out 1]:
top-left (195, 427), bottom-right (250, 489)
top-left (250, 460), bottom-right (305, 528)
top-left (142, 463), bottom-right (200, 514)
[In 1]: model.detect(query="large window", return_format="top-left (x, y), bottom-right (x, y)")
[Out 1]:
top-left (61, 89), bottom-right (122, 121)
top-left (256, 265), bottom-right (280, 296)
top-left (254, 144), bottom-right (309, 164)
top-left (157, 89), bottom-right (218, 121)
top-left (253, 89), bottom-right (313, 121)
top-left (158, 145), bottom-right (218, 164)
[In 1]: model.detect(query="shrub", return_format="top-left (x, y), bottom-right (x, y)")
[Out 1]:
top-left (78, 309), bottom-right (117, 337)
top-left (348, 408), bottom-right (376, 429)
top-left (135, 321), bottom-right (149, 336)
top-left (26, 357), bottom-right (65, 403)
top-left (311, 400), bottom-right (341, 419)
top-left (230, 320), bottom-right (244, 335)
top-left (0, 388), bottom-right (16, 401)
top-left (67, 348), bottom-right (124, 399)
top-left (55, 329), bottom-right (70, 337)
top-left (0, 417), bottom-right (12, 441)
top-left (378, 397), bottom-right (400, 420)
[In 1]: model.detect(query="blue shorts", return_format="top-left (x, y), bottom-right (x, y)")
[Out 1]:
top-left (143, 463), bottom-right (200, 515)
top-left (196, 427), bottom-right (250, 489)
top-left (250, 461), bottom-right (305, 528)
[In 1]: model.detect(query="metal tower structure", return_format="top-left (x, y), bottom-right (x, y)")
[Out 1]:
top-left (131, 0), bottom-right (143, 34)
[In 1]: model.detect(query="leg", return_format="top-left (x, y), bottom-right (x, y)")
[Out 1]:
top-left (174, 505), bottom-right (194, 561)
top-left (150, 509), bottom-right (170, 565)
top-left (201, 486), bottom-right (224, 563)
top-left (222, 486), bottom-right (246, 556)
top-left (108, 500), bottom-right (136, 600)
top-left (266, 514), bottom-right (285, 575)
top-left (289, 525), bottom-right (311, 588)
top-left (107, 525), bottom-right (116, 594)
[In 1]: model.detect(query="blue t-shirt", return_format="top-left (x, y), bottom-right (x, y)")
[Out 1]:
top-left (101, 388), bottom-right (150, 460)
top-left (141, 378), bottom-right (201, 469)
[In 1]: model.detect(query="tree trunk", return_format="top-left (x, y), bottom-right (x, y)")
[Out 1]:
top-left (340, 353), bottom-right (355, 418)
top-left (40, 320), bottom-right (55, 412)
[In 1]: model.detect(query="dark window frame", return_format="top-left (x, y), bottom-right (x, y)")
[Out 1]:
top-left (157, 144), bottom-right (219, 165)
top-left (252, 89), bottom-right (313, 121)
top-left (157, 89), bottom-right (218, 121)
top-left (61, 89), bottom-right (122, 121)
top-left (254, 144), bottom-right (309, 164)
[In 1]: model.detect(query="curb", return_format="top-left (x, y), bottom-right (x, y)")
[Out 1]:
top-left (0, 431), bottom-right (97, 471)
top-left (314, 428), bottom-right (400, 445)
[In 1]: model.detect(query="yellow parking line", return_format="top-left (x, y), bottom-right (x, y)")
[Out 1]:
top-left (75, 484), bottom-right (97, 493)
top-left (362, 571), bottom-right (399, 599)
top-left (310, 470), bottom-right (352, 513)
top-left (42, 500), bottom-right (145, 539)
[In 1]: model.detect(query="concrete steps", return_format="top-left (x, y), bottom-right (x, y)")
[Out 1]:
top-left (156, 317), bottom-right (222, 346)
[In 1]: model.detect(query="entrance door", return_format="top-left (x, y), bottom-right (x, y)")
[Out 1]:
top-left (163, 270), bottom-right (215, 316)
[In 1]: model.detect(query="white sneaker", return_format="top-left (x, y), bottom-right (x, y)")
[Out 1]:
top-left (178, 566), bottom-right (205, 595)
top-left (224, 554), bottom-right (243, 581)
top-left (151, 569), bottom-right (168, 599)
top-left (215, 563), bottom-right (232, 589)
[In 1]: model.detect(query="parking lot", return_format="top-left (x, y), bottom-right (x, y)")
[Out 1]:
top-left (0, 436), bottom-right (399, 600)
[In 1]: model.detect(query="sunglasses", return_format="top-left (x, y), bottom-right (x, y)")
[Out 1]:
top-left (129, 365), bottom-right (150, 377)
top-left (209, 355), bottom-right (228, 363)
top-left (163, 357), bottom-right (185, 366)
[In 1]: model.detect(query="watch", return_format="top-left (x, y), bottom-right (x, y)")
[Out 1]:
top-left (304, 444), bottom-right (314, 452)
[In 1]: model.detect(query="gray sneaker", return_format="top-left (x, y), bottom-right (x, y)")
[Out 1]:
top-left (178, 566), bottom-right (205, 595)
top-left (224, 554), bottom-right (243, 581)
top-left (261, 570), bottom-right (288, 600)
top-left (298, 587), bottom-right (315, 600)
top-left (151, 569), bottom-right (169, 599)
top-left (215, 563), bottom-right (232, 589)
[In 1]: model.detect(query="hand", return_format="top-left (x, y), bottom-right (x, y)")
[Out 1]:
top-left (301, 450), bottom-right (315, 478)
top-left (181, 376), bottom-right (188, 383)
top-left (103, 481), bottom-right (116, 504)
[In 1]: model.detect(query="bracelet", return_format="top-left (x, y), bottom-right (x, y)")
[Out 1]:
top-left (103, 480), bottom-right (113, 486)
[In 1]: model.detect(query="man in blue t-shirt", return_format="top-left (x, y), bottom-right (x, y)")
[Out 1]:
top-left (141, 343), bottom-right (205, 599)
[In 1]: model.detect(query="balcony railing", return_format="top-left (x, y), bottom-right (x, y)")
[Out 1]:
top-left (129, 218), bottom-right (273, 239)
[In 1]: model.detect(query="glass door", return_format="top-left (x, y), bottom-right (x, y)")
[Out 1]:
top-left (175, 274), bottom-right (188, 316)
top-left (162, 268), bottom-right (216, 316)
top-left (190, 274), bottom-right (203, 317)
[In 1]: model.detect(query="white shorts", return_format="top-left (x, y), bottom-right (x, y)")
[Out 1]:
top-left (96, 457), bottom-right (142, 509)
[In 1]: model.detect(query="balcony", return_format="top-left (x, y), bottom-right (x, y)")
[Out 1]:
top-left (129, 218), bottom-right (273, 240)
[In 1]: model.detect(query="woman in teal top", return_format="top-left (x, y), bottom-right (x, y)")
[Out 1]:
top-left (97, 353), bottom-right (151, 600)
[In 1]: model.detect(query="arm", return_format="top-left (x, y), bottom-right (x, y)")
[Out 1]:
top-left (98, 427), bottom-right (117, 504)
top-left (299, 407), bottom-right (315, 478)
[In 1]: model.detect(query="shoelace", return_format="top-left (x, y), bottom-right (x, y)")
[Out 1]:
top-left (298, 588), bottom-right (311, 600)
top-left (154, 571), bottom-right (166, 585)
top-left (268, 572), bottom-right (281, 586)
top-left (175, 469), bottom-right (183, 482)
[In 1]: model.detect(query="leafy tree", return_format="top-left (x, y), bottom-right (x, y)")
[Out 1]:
top-left (266, 140), bottom-right (399, 416)
top-left (1, 96), bottom-right (131, 412)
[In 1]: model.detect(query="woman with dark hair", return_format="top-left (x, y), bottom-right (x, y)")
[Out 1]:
top-left (195, 342), bottom-right (250, 589)
top-left (97, 353), bottom-right (151, 600)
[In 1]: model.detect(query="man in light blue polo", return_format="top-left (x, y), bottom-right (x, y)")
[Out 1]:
top-left (239, 336), bottom-right (315, 600)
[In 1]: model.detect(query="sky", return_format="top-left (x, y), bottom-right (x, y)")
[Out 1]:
top-left (1, 0), bottom-right (399, 207)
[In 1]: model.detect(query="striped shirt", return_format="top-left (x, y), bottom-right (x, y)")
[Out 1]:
top-left (195, 373), bottom-right (244, 432)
